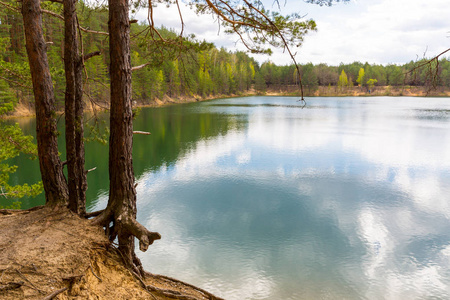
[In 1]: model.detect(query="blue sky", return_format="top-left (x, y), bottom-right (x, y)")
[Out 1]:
top-left (136, 0), bottom-right (450, 66)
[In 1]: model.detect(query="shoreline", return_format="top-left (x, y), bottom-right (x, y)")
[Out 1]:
top-left (268, 85), bottom-right (450, 98)
top-left (4, 86), bottom-right (450, 119)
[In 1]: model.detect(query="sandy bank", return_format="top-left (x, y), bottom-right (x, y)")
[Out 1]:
top-left (0, 206), bottom-right (222, 299)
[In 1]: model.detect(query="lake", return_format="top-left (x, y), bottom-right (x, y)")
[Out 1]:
top-left (6, 96), bottom-right (450, 299)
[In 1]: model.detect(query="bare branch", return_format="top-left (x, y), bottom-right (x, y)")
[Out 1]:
top-left (41, 8), bottom-right (64, 20)
top-left (131, 63), bottom-right (152, 72)
top-left (147, 5), bottom-right (167, 42)
top-left (83, 51), bottom-right (102, 61)
top-left (80, 27), bottom-right (109, 36)
top-left (175, 0), bottom-right (185, 40)
top-left (407, 48), bottom-right (450, 74)
top-left (87, 167), bottom-right (97, 173)
top-left (41, 9), bottom-right (109, 35)
top-left (133, 131), bottom-right (151, 135)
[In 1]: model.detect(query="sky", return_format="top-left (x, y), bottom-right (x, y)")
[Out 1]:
top-left (135, 0), bottom-right (450, 66)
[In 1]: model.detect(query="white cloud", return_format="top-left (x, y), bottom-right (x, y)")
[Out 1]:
top-left (293, 0), bottom-right (450, 65)
top-left (136, 0), bottom-right (450, 66)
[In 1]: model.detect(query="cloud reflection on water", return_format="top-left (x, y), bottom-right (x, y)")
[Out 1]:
top-left (126, 97), bottom-right (450, 299)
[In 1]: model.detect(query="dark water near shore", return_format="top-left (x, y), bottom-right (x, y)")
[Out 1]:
top-left (6, 96), bottom-right (450, 299)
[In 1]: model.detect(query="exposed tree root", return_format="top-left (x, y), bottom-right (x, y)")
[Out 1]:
top-left (97, 245), bottom-right (201, 300)
top-left (41, 287), bottom-right (68, 300)
top-left (147, 273), bottom-right (225, 300)
top-left (0, 281), bottom-right (24, 292)
top-left (95, 243), bottom-right (219, 300)
top-left (84, 209), bottom-right (104, 218)
top-left (146, 284), bottom-right (198, 300)
top-left (91, 208), bottom-right (161, 249)
top-left (91, 208), bottom-right (161, 277)
top-left (116, 254), bottom-right (222, 300)
top-left (120, 214), bottom-right (161, 252)
top-left (0, 205), bottom-right (44, 215)
top-left (90, 208), bottom-right (111, 227)
top-left (15, 268), bottom-right (44, 294)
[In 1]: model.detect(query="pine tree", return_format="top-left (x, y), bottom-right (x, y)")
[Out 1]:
top-left (255, 71), bottom-right (267, 93)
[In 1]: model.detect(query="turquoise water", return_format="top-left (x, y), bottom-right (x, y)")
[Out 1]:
top-left (8, 96), bottom-right (450, 299)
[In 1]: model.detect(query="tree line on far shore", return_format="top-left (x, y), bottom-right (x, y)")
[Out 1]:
top-left (1, 2), bottom-right (449, 112)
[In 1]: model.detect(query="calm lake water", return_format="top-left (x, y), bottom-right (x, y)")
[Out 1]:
top-left (6, 96), bottom-right (450, 299)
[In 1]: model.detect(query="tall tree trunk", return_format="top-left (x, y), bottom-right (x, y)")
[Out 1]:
top-left (74, 51), bottom-right (87, 213)
top-left (93, 0), bottom-right (160, 275)
top-left (108, 0), bottom-right (136, 265)
top-left (64, 0), bottom-right (87, 216)
top-left (22, 0), bottom-right (68, 206)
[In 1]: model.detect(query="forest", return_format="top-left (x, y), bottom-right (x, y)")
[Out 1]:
top-left (1, 1), bottom-right (450, 113)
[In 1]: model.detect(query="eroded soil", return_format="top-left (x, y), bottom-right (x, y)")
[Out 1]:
top-left (0, 206), bottom-right (220, 299)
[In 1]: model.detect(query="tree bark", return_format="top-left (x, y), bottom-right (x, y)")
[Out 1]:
top-left (92, 0), bottom-right (160, 275)
top-left (22, 0), bottom-right (68, 206)
top-left (64, 0), bottom-right (87, 216)
top-left (108, 0), bottom-right (136, 267)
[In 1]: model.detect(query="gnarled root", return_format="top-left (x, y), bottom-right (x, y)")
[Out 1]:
top-left (91, 210), bottom-right (161, 252)
top-left (119, 215), bottom-right (161, 251)
top-left (145, 273), bottom-right (225, 300)
top-left (90, 208), bottom-right (161, 277)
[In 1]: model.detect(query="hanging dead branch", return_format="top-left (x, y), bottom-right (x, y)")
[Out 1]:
top-left (190, 0), bottom-right (317, 100)
top-left (407, 47), bottom-right (450, 94)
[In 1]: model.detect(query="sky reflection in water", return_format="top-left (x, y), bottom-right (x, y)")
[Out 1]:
top-left (96, 97), bottom-right (450, 299)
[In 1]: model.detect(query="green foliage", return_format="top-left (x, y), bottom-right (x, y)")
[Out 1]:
top-left (301, 63), bottom-right (319, 91)
top-left (132, 107), bottom-right (142, 120)
top-left (0, 200), bottom-right (21, 210)
top-left (356, 68), bottom-right (365, 86)
top-left (0, 6), bottom-right (43, 203)
top-left (0, 122), bottom-right (43, 200)
top-left (85, 120), bottom-right (110, 145)
top-left (338, 69), bottom-right (348, 88)
top-left (0, 79), bottom-right (16, 114)
top-left (366, 78), bottom-right (378, 90)
top-left (254, 71), bottom-right (267, 93)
